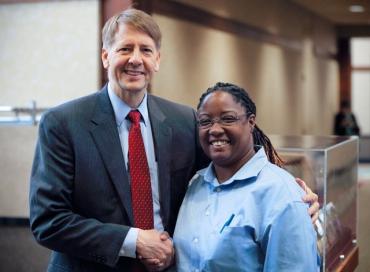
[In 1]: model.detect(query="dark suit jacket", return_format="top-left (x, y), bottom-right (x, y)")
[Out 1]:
top-left (334, 112), bottom-right (360, 136)
top-left (29, 86), bottom-right (207, 271)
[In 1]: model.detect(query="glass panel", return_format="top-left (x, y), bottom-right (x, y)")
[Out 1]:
top-left (270, 135), bottom-right (359, 271)
top-left (352, 71), bottom-right (370, 135)
top-left (351, 38), bottom-right (370, 67)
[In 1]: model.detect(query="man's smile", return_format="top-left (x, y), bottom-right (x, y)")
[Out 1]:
top-left (124, 69), bottom-right (145, 76)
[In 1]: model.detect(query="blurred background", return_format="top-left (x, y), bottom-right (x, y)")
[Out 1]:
top-left (0, 0), bottom-right (369, 271)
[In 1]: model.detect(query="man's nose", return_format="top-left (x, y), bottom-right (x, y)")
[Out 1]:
top-left (129, 48), bottom-right (143, 65)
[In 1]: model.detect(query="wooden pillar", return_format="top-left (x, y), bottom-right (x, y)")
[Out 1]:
top-left (337, 38), bottom-right (351, 107)
top-left (133, 0), bottom-right (153, 14)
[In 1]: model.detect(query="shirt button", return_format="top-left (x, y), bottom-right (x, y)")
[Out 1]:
top-left (205, 210), bottom-right (210, 216)
top-left (193, 237), bottom-right (199, 243)
top-left (216, 187), bottom-right (221, 192)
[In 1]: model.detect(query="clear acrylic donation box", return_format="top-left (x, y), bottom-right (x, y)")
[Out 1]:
top-left (270, 135), bottom-right (358, 272)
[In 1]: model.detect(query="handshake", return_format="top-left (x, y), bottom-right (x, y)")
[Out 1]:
top-left (136, 229), bottom-right (175, 271)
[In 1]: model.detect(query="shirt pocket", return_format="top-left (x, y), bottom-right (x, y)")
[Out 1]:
top-left (207, 225), bottom-right (261, 270)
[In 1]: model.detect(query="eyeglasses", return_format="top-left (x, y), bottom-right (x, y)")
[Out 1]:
top-left (197, 113), bottom-right (249, 129)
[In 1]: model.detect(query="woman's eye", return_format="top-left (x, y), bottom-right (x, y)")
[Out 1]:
top-left (221, 116), bottom-right (237, 123)
top-left (199, 119), bottom-right (211, 126)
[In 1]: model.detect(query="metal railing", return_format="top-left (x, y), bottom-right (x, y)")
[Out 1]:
top-left (0, 101), bottom-right (48, 126)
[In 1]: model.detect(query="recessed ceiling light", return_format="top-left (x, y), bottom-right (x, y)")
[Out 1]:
top-left (349, 5), bottom-right (365, 13)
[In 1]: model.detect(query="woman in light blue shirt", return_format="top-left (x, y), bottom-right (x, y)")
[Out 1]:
top-left (173, 82), bottom-right (319, 271)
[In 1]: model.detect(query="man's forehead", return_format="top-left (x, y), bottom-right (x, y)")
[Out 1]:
top-left (114, 23), bottom-right (156, 44)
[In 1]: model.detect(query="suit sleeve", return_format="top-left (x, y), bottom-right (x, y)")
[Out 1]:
top-left (192, 109), bottom-right (210, 170)
top-left (29, 111), bottom-right (129, 267)
top-left (262, 202), bottom-right (319, 272)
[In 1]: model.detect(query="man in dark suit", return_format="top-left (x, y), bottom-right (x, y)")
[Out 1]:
top-left (29, 8), bottom-right (200, 271)
top-left (30, 8), bottom-right (318, 272)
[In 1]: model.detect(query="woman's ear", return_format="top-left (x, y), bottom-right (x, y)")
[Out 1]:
top-left (248, 114), bottom-right (256, 128)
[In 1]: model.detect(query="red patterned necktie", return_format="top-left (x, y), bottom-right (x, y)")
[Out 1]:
top-left (128, 110), bottom-right (154, 230)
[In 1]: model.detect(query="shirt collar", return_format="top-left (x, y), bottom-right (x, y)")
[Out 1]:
top-left (202, 146), bottom-right (268, 187)
top-left (107, 82), bottom-right (149, 127)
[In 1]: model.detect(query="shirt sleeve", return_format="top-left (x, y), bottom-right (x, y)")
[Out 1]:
top-left (262, 202), bottom-right (319, 272)
top-left (119, 227), bottom-right (139, 258)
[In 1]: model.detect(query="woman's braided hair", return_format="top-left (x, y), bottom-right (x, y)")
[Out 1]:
top-left (197, 82), bottom-right (284, 167)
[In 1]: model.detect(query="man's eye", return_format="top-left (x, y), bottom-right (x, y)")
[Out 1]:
top-left (142, 48), bottom-right (153, 55)
top-left (118, 48), bottom-right (130, 53)
top-left (221, 116), bottom-right (237, 123)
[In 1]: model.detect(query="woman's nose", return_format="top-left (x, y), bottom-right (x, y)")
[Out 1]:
top-left (208, 122), bottom-right (224, 135)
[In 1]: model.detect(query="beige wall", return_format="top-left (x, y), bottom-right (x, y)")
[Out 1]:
top-left (0, 0), bottom-right (100, 108)
top-left (0, 0), bottom-right (100, 217)
top-left (0, 127), bottom-right (38, 217)
top-left (0, 0), bottom-right (339, 217)
top-left (152, 0), bottom-right (338, 136)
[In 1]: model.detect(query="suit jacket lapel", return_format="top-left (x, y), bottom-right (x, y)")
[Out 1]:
top-left (89, 87), bottom-right (134, 225)
top-left (148, 95), bottom-right (172, 230)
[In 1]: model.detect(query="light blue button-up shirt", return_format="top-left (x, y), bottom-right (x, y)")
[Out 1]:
top-left (173, 147), bottom-right (319, 271)
top-left (107, 84), bottom-right (163, 258)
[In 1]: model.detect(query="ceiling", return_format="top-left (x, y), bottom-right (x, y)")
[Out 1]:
top-left (291, 0), bottom-right (370, 25)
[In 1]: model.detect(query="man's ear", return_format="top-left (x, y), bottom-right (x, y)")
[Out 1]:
top-left (154, 51), bottom-right (161, 72)
top-left (101, 48), bottom-right (109, 69)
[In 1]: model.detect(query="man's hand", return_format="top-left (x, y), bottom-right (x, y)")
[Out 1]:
top-left (296, 178), bottom-right (319, 224)
top-left (136, 230), bottom-right (174, 271)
